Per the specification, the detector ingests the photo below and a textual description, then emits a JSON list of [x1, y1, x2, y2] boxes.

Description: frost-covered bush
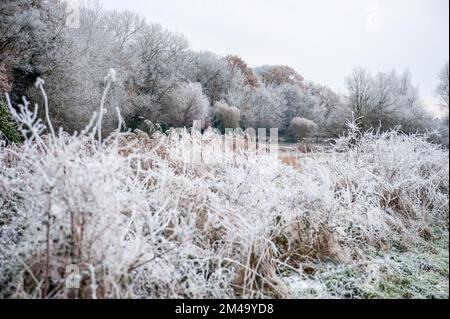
[[213, 101, 240, 132], [288, 117, 317, 141], [186, 51, 235, 105], [0, 80, 448, 299], [275, 84, 321, 130], [160, 82, 209, 128]]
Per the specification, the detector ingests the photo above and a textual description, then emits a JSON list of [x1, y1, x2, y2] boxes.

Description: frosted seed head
[[105, 68, 117, 83]]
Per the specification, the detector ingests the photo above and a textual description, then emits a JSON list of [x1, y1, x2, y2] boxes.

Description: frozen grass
[[0, 80, 448, 299], [284, 230, 448, 299]]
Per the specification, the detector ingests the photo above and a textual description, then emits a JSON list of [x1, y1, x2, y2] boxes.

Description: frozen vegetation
[[0, 1, 449, 299], [0, 78, 448, 299]]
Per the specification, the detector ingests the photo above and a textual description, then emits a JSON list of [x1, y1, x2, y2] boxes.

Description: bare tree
[[436, 62, 449, 109], [105, 10, 147, 49], [345, 67, 427, 133], [345, 67, 373, 129]]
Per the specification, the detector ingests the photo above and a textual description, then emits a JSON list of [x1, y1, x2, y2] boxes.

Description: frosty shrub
[[161, 82, 209, 128], [0, 78, 448, 299], [213, 101, 241, 132], [436, 62, 449, 109], [288, 117, 317, 142]]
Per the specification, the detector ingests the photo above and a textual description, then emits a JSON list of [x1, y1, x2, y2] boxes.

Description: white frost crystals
[[0, 75, 448, 299], [105, 68, 117, 83]]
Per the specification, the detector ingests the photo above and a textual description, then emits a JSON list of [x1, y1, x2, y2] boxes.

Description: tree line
[[0, 0, 448, 144]]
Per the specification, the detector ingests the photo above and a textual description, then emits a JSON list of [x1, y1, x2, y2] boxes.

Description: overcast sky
[[95, 0, 449, 114]]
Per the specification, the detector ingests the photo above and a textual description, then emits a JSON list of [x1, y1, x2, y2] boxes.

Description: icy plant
[[288, 117, 317, 142], [213, 101, 241, 132], [98, 69, 117, 142], [160, 82, 209, 128], [0, 76, 448, 299]]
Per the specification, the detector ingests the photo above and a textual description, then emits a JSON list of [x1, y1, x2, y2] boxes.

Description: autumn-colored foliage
[[225, 55, 259, 88], [257, 65, 306, 89]]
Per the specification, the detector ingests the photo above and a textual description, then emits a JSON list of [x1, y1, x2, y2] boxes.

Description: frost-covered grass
[[284, 230, 449, 299], [0, 82, 448, 299]]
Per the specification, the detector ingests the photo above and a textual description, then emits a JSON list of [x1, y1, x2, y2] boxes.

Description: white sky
[[95, 0, 449, 114]]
